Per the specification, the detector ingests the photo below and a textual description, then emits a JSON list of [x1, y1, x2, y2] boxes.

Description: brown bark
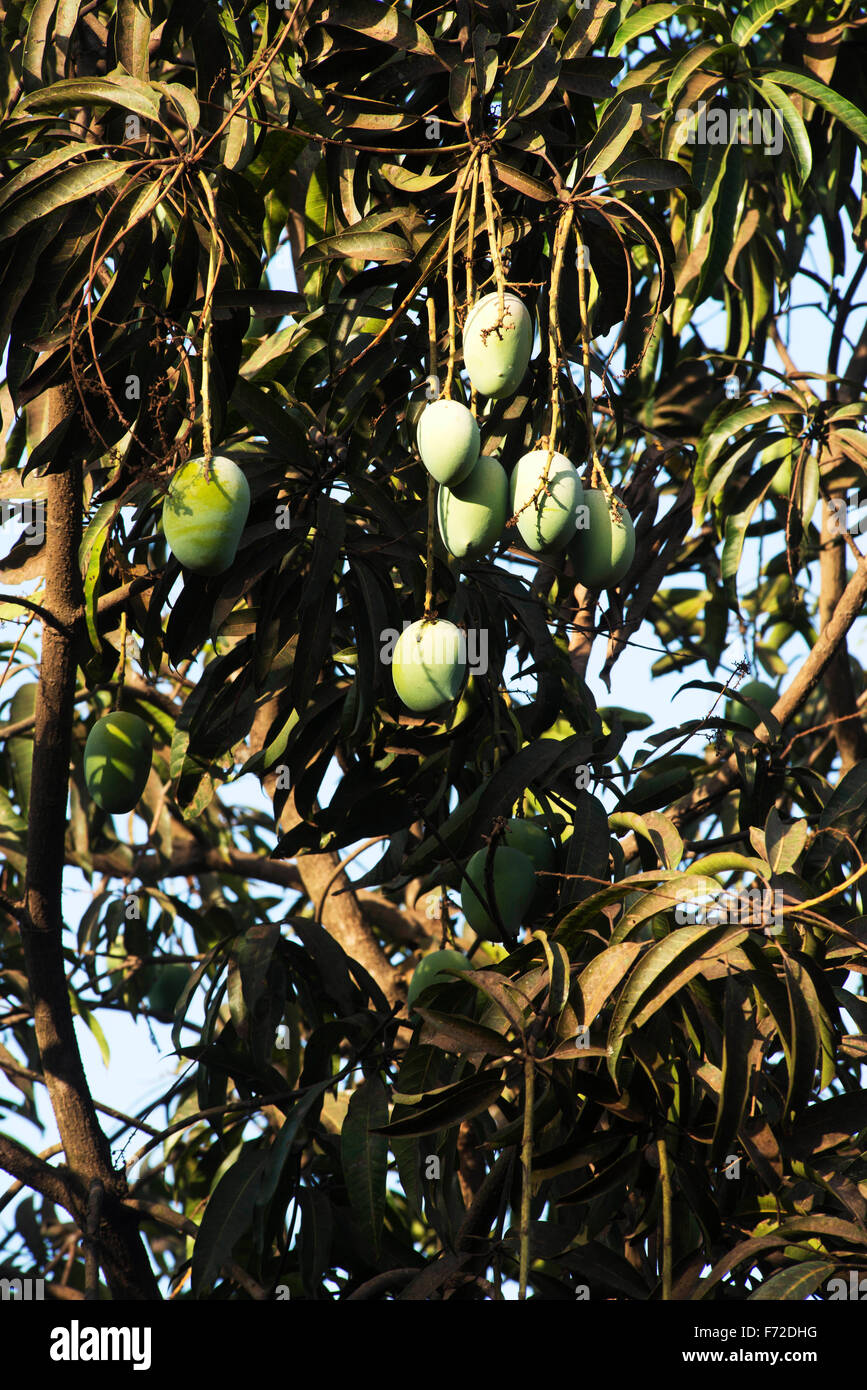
[[20, 388, 160, 1299], [818, 500, 867, 770]]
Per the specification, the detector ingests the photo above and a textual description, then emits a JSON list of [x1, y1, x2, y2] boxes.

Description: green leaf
[[0, 162, 130, 242], [509, 0, 563, 68], [416, 1008, 515, 1060], [748, 1262, 833, 1300], [17, 72, 162, 119], [761, 66, 867, 147], [23, 0, 58, 90], [377, 162, 449, 193], [608, 157, 697, 200], [732, 0, 801, 48], [752, 77, 812, 187], [608, 810, 683, 869], [610, 4, 676, 57], [764, 809, 807, 875], [116, 0, 152, 81], [581, 98, 645, 182], [341, 1075, 389, 1259], [607, 924, 750, 1075], [666, 40, 720, 107], [711, 978, 753, 1164], [375, 1068, 507, 1139], [319, 0, 436, 56], [818, 760, 867, 830], [191, 1147, 266, 1298], [560, 0, 617, 60], [573, 942, 643, 1026], [491, 159, 554, 202]]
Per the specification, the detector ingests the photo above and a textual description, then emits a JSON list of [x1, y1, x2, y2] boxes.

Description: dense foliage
[[1, 0, 867, 1301]]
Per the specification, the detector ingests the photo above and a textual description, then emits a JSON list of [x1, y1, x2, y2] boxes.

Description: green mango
[[764, 437, 795, 498], [437, 454, 507, 559], [416, 398, 480, 485], [162, 454, 251, 575], [461, 845, 536, 939], [392, 618, 466, 712], [502, 817, 556, 872], [407, 949, 472, 1009], [145, 963, 191, 1015], [572, 488, 636, 588], [462, 291, 533, 398], [84, 712, 153, 814], [8, 683, 37, 814], [509, 450, 583, 552], [725, 680, 778, 729]]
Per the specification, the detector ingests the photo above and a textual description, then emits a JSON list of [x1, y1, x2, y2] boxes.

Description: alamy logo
[[380, 623, 489, 675], [826, 1271, 867, 1299], [674, 887, 784, 935], [828, 491, 867, 536], [674, 101, 783, 156], [49, 1319, 152, 1371], [0, 498, 45, 545], [0, 1277, 44, 1299]]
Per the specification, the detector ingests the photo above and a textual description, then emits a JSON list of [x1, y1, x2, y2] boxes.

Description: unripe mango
[[392, 618, 466, 713], [572, 488, 635, 588], [509, 450, 583, 552], [145, 963, 191, 1015], [162, 455, 251, 575], [407, 949, 472, 1009], [416, 399, 480, 486], [461, 845, 536, 940], [502, 817, 555, 872], [84, 712, 153, 814], [8, 683, 37, 815], [462, 291, 533, 398], [725, 680, 777, 729], [764, 437, 795, 499], [437, 454, 507, 559]]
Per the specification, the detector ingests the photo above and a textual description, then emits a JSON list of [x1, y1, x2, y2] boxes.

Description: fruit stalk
[[113, 609, 127, 713], [544, 204, 574, 478], [480, 150, 506, 326], [464, 158, 480, 307], [197, 172, 222, 475], [657, 1134, 673, 1300], [574, 222, 609, 498], [518, 1050, 535, 1300], [444, 148, 482, 400], [425, 297, 438, 619]]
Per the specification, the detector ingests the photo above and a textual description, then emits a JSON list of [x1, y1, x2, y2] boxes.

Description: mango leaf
[[416, 1008, 515, 1060], [732, 0, 803, 48], [761, 66, 867, 146], [777, 950, 821, 1119], [748, 1262, 833, 1300], [711, 978, 754, 1164], [0, 162, 131, 242], [607, 924, 750, 1075], [319, 0, 437, 57], [581, 99, 645, 182], [17, 72, 162, 118], [573, 942, 643, 1027], [752, 77, 812, 187], [818, 760, 867, 830], [375, 1068, 507, 1139], [191, 1148, 267, 1298], [508, 0, 561, 67], [764, 809, 807, 875], [341, 1075, 389, 1259]]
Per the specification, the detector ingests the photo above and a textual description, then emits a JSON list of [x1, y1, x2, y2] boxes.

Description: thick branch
[[20, 387, 160, 1300]]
